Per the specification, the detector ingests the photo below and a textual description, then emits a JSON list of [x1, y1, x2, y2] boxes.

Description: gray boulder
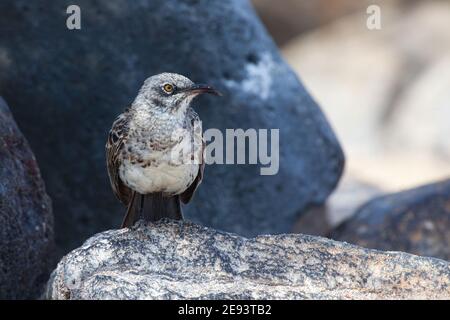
[[330, 180, 450, 261], [0, 1, 344, 254], [47, 220, 450, 300], [0, 97, 54, 299]]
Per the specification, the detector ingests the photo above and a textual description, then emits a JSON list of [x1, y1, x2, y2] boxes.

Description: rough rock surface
[[0, 97, 54, 299], [47, 220, 450, 300], [0, 0, 344, 253], [331, 180, 450, 261]]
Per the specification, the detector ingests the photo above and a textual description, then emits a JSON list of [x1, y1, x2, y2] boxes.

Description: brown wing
[[180, 111, 204, 204], [180, 139, 205, 204], [106, 111, 132, 205]]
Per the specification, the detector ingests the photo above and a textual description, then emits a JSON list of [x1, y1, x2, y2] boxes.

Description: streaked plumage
[[105, 73, 219, 227]]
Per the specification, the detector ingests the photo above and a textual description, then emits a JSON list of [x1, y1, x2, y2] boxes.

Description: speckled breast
[[119, 127, 202, 195]]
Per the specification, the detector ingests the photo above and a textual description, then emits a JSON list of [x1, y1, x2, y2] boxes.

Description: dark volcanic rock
[[0, 1, 344, 254], [330, 180, 450, 261], [0, 97, 54, 299], [46, 220, 450, 300]]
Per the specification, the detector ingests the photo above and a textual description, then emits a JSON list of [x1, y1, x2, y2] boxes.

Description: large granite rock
[[331, 180, 450, 261], [47, 220, 450, 300], [0, 1, 344, 253], [0, 97, 54, 299]]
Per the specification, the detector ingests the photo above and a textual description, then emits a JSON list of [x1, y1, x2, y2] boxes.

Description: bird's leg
[[139, 193, 145, 219]]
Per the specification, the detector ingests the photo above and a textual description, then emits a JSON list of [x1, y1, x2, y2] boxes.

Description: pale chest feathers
[[119, 113, 203, 195]]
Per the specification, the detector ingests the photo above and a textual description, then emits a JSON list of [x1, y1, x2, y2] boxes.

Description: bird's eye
[[163, 83, 174, 94]]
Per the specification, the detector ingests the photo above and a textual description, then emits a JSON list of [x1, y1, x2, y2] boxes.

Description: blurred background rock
[[251, 0, 450, 234]]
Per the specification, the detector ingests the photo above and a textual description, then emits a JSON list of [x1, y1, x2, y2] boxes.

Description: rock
[[0, 97, 54, 299], [293, 174, 384, 236], [282, 0, 450, 191], [47, 220, 450, 300], [330, 180, 450, 261], [0, 0, 344, 254]]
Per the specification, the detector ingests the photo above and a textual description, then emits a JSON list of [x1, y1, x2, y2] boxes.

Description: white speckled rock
[[46, 220, 450, 300]]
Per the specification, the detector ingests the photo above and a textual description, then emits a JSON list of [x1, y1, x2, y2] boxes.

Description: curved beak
[[179, 84, 222, 96]]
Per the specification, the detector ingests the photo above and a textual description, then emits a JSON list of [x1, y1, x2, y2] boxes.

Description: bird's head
[[134, 73, 221, 114]]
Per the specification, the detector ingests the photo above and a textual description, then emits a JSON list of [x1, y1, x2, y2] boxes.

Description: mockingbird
[[106, 73, 220, 228]]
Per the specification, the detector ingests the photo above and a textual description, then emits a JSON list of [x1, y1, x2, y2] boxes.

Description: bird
[[105, 73, 221, 228]]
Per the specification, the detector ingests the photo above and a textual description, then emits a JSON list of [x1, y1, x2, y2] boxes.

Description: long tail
[[121, 192, 183, 228]]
